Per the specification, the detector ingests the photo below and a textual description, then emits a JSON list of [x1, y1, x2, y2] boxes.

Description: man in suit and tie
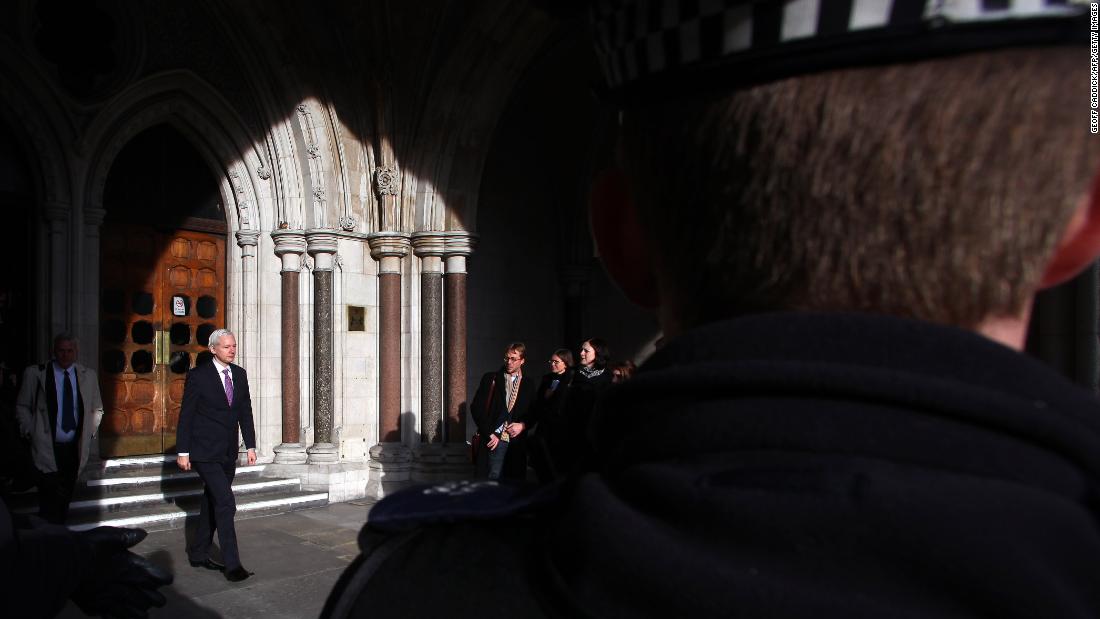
[[471, 342, 538, 481], [176, 328, 256, 582], [15, 333, 104, 524]]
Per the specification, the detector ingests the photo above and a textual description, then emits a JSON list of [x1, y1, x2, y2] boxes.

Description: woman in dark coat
[[528, 349, 575, 482], [541, 338, 614, 481]]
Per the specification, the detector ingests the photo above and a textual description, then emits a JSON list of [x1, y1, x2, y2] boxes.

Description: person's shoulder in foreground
[[324, 1, 1100, 616], [321, 480, 565, 619]]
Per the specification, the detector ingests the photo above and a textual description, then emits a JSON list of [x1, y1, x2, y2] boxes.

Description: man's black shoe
[[189, 558, 225, 571], [225, 566, 253, 582]]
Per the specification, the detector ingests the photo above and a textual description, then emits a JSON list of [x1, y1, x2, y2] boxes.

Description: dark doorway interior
[[99, 123, 226, 457], [0, 120, 37, 377]]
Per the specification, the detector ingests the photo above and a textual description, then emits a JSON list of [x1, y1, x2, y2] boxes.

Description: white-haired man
[[176, 328, 256, 582], [15, 333, 104, 524]]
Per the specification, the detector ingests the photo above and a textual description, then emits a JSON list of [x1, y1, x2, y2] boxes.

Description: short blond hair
[[625, 46, 1098, 329]]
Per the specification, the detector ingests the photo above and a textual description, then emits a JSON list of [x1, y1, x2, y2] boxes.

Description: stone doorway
[[98, 225, 225, 457], [97, 123, 227, 457]]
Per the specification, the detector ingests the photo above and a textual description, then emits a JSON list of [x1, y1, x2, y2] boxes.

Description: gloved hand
[[71, 526, 173, 619]]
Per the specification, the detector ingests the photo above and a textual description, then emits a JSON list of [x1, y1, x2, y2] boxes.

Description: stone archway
[[96, 123, 229, 457]]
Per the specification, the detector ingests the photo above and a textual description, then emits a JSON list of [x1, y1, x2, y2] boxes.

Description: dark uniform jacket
[[324, 313, 1100, 618]]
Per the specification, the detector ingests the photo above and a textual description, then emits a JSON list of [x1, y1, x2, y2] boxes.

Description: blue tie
[[61, 368, 75, 433]]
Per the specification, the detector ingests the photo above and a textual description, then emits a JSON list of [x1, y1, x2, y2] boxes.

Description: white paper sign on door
[[172, 296, 186, 316]]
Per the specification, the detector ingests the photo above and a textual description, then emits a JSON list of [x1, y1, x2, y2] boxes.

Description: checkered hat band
[[592, 0, 1086, 89]]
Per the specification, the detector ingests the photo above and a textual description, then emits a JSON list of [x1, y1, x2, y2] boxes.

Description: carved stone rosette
[[374, 166, 400, 196]]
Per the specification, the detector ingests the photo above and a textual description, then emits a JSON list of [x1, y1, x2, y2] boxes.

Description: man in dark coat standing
[[15, 334, 104, 524], [176, 328, 256, 582], [470, 342, 538, 480], [322, 3, 1100, 618]]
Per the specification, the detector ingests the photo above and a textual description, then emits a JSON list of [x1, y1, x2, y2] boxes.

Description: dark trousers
[[486, 440, 509, 480], [38, 441, 78, 524], [189, 460, 242, 570]]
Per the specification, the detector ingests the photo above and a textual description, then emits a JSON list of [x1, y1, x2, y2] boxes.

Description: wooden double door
[[98, 224, 226, 457]]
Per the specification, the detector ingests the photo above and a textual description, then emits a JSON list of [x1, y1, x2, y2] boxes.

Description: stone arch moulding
[[0, 39, 75, 206], [81, 70, 281, 234]]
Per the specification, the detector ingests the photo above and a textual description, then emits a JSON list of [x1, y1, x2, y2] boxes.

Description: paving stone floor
[[58, 500, 375, 619]]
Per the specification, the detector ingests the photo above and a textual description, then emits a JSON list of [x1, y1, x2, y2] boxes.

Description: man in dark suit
[[15, 334, 104, 524], [470, 342, 537, 480], [176, 328, 256, 582]]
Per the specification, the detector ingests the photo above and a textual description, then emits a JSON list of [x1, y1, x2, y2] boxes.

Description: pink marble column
[[368, 232, 410, 442], [271, 230, 307, 464], [443, 232, 476, 444]]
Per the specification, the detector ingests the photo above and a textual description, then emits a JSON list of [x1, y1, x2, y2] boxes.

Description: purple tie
[[222, 368, 234, 406]]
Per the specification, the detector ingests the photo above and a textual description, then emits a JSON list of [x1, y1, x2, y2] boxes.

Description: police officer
[[324, 3, 1100, 617]]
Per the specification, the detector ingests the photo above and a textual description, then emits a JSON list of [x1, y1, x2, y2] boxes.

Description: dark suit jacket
[[176, 361, 256, 463], [470, 368, 538, 480], [470, 369, 538, 438]]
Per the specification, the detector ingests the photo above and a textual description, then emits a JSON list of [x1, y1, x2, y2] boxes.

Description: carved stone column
[[235, 230, 261, 462], [272, 230, 308, 464], [366, 232, 412, 494], [306, 229, 339, 464], [411, 232, 446, 444], [44, 203, 69, 340], [83, 207, 106, 465], [235, 230, 261, 362], [410, 231, 476, 481], [444, 232, 476, 446], [82, 208, 106, 373]]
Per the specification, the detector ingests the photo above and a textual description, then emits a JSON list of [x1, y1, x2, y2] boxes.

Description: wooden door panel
[[160, 229, 225, 453], [99, 224, 225, 457]]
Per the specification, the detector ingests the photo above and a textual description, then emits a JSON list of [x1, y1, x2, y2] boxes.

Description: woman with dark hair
[[528, 349, 576, 482], [536, 338, 614, 481], [576, 338, 612, 386]]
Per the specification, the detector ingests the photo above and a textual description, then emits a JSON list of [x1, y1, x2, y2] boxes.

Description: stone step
[[85, 464, 266, 491], [3, 456, 330, 532], [66, 488, 331, 532]]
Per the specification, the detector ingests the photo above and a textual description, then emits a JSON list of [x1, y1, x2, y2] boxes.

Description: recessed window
[[169, 323, 191, 346], [130, 350, 153, 374], [101, 350, 125, 374], [101, 289, 124, 314], [169, 351, 190, 374], [131, 321, 154, 345], [132, 291, 154, 316], [197, 295, 217, 318], [196, 324, 215, 347], [100, 319, 126, 344]]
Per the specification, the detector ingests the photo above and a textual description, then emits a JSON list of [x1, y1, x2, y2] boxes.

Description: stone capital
[[84, 207, 107, 227], [235, 229, 262, 247], [43, 201, 69, 223], [271, 229, 308, 255], [367, 231, 411, 261], [305, 229, 340, 256], [410, 231, 447, 258], [442, 231, 478, 257], [272, 229, 308, 272]]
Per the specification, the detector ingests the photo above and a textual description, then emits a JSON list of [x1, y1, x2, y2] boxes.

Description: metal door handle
[[154, 330, 170, 364]]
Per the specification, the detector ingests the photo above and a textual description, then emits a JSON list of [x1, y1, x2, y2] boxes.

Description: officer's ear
[[1040, 171, 1100, 288], [589, 167, 660, 309]]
